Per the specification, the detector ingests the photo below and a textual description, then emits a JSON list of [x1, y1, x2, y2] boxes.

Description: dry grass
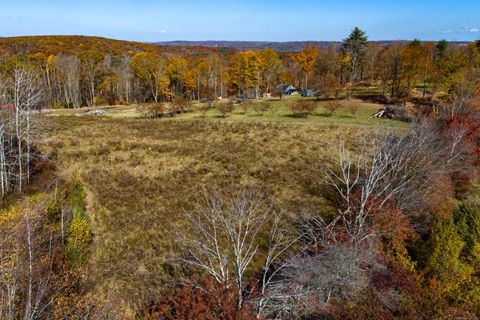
[[38, 113, 396, 311]]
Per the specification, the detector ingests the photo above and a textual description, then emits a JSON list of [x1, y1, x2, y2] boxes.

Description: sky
[[0, 0, 479, 42]]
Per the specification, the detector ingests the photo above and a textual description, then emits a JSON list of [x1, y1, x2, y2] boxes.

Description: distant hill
[[155, 41, 340, 52], [155, 40, 473, 52], [0, 35, 223, 57], [0, 36, 472, 57]]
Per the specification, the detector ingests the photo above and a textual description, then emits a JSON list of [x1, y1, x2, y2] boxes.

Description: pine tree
[[343, 27, 368, 82]]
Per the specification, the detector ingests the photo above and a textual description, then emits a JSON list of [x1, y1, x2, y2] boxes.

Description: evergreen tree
[[343, 27, 368, 82]]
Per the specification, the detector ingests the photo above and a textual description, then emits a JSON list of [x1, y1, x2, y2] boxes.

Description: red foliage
[[370, 263, 419, 297], [0, 103, 15, 111], [444, 112, 480, 163], [369, 203, 416, 260], [333, 188, 415, 247], [442, 112, 480, 195], [444, 112, 480, 138], [143, 278, 258, 320]]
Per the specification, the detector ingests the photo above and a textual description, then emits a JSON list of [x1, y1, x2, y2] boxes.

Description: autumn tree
[[363, 43, 381, 84], [321, 73, 342, 99], [78, 50, 105, 106], [50, 54, 81, 108], [229, 52, 261, 98], [259, 48, 281, 96], [110, 55, 132, 104], [131, 52, 170, 103], [295, 45, 318, 91], [399, 39, 428, 105], [343, 27, 368, 83], [433, 43, 469, 99], [376, 42, 404, 98]]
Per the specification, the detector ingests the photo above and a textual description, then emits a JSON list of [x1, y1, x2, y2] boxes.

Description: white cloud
[[160, 30, 166, 34], [470, 28, 479, 33], [442, 30, 453, 34]]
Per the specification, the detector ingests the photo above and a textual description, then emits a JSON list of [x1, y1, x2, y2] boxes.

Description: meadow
[[38, 97, 404, 309]]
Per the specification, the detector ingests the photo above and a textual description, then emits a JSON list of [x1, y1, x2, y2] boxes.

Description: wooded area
[[0, 31, 478, 109]]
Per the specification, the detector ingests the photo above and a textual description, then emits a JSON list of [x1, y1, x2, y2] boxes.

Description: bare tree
[[12, 67, 43, 192], [0, 200, 56, 320], [116, 55, 132, 104], [176, 188, 294, 310], [79, 50, 104, 106], [323, 119, 469, 239], [261, 242, 375, 319], [0, 67, 42, 197], [51, 54, 81, 108]]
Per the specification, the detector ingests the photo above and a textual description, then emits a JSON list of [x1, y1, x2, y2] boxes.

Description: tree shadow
[[356, 93, 389, 104], [283, 113, 309, 119]]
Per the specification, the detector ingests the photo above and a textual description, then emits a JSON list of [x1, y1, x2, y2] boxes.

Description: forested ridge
[[0, 35, 222, 56]]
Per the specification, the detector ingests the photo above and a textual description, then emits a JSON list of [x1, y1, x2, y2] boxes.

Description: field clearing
[[38, 102, 406, 309], [45, 96, 407, 128]]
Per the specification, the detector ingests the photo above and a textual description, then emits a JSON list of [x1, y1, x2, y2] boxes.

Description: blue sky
[[1, 0, 479, 42]]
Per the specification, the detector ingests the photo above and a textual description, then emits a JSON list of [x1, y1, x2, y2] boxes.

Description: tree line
[[0, 28, 478, 109]]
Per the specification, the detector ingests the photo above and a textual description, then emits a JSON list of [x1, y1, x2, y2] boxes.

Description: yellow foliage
[[0, 206, 19, 227], [295, 45, 318, 76], [68, 209, 91, 246]]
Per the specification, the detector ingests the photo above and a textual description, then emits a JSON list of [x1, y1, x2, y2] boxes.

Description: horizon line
[[0, 34, 477, 44]]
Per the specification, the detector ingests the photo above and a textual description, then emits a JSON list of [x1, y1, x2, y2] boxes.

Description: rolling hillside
[[0, 35, 225, 57]]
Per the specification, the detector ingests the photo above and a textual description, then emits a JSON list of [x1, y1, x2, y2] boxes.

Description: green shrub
[[65, 174, 91, 266]]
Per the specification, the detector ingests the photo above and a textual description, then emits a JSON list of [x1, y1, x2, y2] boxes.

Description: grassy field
[[38, 96, 406, 311], [47, 96, 406, 127]]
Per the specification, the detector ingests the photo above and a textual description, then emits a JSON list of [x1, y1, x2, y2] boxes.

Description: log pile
[[371, 105, 408, 120]]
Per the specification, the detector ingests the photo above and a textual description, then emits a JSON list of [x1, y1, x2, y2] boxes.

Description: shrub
[[66, 175, 91, 266], [144, 278, 257, 320], [288, 101, 317, 117], [68, 208, 92, 246], [454, 192, 480, 254], [171, 97, 193, 114], [216, 102, 234, 118], [198, 100, 215, 118], [347, 104, 360, 117], [321, 73, 342, 99], [138, 103, 165, 119], [324, 100, 343, 117], [253, 101, 272, 116], [66, 208, 91, 266], [424, 221, 477, 305], [240, 100, 253, 114]]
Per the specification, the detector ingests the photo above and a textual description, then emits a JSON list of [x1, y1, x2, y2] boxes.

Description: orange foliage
[[143, 278, 258, 320], [0, 35, 221, 57], [370, 204, 415, 262], [426, 175, 455, 220]]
